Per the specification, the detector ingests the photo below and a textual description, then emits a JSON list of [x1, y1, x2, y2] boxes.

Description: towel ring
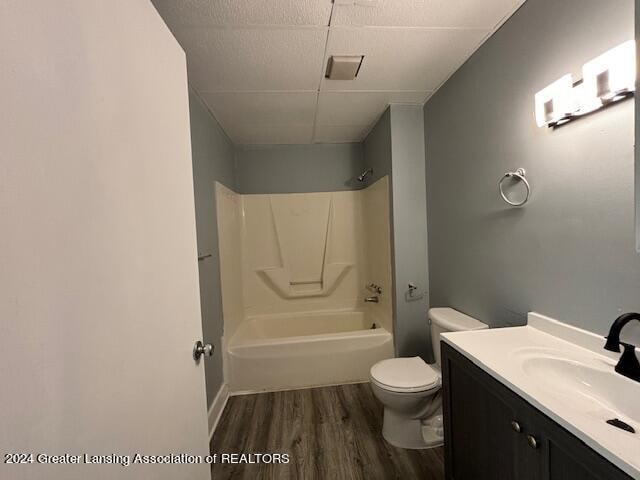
[[499, 168, 530, 207]]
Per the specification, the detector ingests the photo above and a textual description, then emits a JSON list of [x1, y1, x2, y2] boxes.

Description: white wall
[[0, 1, 210, 478]]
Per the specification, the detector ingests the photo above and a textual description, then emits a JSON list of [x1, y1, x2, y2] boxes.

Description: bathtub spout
[[364, 296, 379, 303]]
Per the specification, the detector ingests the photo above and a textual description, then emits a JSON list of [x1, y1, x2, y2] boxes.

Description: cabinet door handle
[[510, 420, 521, 433], [526, 434, 538, 449]]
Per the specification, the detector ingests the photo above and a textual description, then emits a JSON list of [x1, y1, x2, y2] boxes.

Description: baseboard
[[208, 383, 229, 441]]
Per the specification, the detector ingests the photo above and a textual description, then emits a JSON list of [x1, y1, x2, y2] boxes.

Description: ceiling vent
[[325, 55, 364, 80]]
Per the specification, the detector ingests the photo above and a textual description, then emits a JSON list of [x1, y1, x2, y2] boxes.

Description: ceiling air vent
[[325, 55, 364, 80]]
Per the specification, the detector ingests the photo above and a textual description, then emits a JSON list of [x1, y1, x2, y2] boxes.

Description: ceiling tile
[[321, 27, 488, 91], [314, 124, 371, 143], [316, 91, 428, 126], [201, 92, 317, 128], [176, 27, 327, 91], [331, 0, 524, 29], [229, 123, 314, 145], [151, 0, 333, 27], [150, 0, 525, 144], [201, 92, 317, 144]]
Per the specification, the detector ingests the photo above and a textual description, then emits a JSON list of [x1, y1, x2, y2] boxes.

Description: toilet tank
[[429, 308, 488, 367]]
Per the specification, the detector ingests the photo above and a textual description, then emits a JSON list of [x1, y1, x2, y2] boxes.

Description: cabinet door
[[512, 412, 546, 480], [548, 443, 604, 480], [443, 346, 519, 480], [527, 404, 633, 480], [442, 342, 633, 480]]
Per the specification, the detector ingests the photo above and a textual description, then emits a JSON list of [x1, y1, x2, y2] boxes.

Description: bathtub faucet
[[364, 296, 379, 303]]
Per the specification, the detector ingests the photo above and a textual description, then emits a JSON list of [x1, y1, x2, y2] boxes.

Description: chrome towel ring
[[499, 168, 530, 207]]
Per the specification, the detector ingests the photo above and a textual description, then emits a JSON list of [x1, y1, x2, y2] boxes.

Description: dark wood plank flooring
[[211, 383, 444, 480]]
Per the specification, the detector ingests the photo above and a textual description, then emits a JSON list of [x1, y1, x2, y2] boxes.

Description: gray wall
[[389, 105, 430, 359], [189, 90, 236, 407], [636, 0, 640, 254], [363, 108, 392, 184], [235, 143, 364, 194], [363, 106, 431, 360], [424, 0, 640, 344]]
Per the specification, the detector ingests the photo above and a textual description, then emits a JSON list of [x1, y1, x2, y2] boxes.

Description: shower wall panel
[[216, 177, 393, 341], [242, 190, 366, 317]]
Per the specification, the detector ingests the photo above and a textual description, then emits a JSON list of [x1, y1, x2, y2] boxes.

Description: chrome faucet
[[604, 312, 640, 382], [364, 296, 379, 303]]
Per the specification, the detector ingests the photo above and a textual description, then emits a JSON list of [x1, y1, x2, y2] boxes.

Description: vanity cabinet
[[441, 342, 633, 480]]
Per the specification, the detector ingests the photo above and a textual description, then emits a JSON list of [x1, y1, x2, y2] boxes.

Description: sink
[[511, 347, 640, 428]]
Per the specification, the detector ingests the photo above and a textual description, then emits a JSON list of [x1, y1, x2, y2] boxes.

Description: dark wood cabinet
[[441, 342, 633, 480]]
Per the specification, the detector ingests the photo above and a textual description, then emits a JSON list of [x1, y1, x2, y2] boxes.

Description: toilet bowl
[[369, 307, 487, 449], [369, 357, 442, 449]]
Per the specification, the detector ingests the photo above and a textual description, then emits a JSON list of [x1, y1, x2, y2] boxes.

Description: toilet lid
[[370, 357, 440, 393]]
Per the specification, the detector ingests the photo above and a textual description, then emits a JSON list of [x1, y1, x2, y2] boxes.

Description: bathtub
[[225, 310, 394, 392]]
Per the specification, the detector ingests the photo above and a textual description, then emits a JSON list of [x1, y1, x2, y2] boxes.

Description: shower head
[[357, 168, 373, 182]]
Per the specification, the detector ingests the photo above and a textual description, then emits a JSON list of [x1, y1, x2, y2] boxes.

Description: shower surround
[[216, 177, 394, 392]]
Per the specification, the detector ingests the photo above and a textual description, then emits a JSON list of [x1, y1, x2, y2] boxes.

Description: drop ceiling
[[151, 0, 525, 145]]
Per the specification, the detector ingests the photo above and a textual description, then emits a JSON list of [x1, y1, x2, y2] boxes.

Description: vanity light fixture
[[534, 74, 576, 127], [535, 40, 636, 127], [582, 40, 636, 106]]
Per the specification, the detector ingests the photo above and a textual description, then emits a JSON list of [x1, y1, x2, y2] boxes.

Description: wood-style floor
[[211, 382, 445, 480]]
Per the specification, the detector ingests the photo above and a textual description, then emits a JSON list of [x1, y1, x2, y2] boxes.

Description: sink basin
[[511, 347, 640, 428]]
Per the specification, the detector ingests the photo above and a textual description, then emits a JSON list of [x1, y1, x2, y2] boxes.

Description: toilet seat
[[370, 357, 440, 393]]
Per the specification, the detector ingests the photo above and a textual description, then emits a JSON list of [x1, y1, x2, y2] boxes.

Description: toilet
[[369, 307, 488, 449]]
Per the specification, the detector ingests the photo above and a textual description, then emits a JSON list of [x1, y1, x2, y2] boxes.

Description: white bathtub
[[225, 310, 394, 392]]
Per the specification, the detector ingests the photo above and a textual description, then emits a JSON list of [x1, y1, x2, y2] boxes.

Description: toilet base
[[421, 414, 445, 448], [381, 409, 443, 450]]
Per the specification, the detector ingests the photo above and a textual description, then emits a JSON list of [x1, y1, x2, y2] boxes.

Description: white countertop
[[442, 313, 640, 479]]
